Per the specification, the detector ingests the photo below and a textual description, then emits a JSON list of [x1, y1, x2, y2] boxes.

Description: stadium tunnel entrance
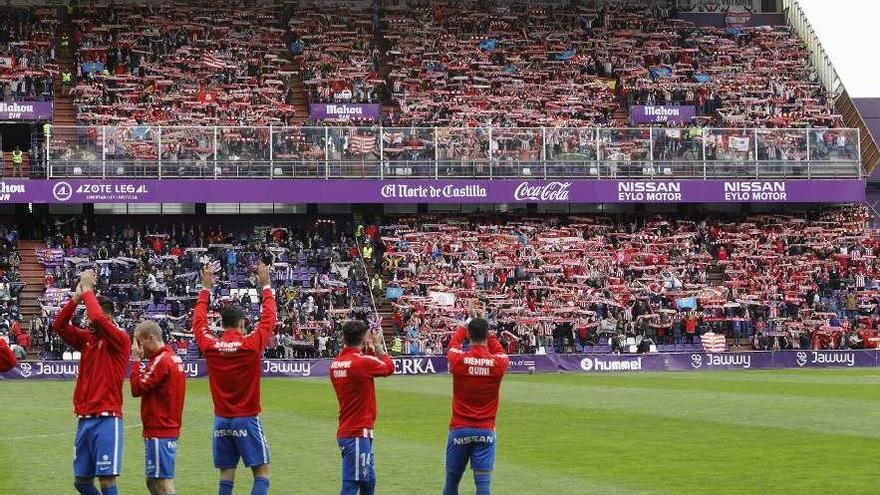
[[0, 123, 39, 152]]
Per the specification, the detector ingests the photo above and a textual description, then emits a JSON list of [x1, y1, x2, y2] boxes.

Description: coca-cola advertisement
[[513, 181, 572, 202]]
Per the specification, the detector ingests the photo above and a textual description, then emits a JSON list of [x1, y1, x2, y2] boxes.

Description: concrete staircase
[[374, 17, 395, 122], [706, 263, 726, 284], [290, 74, 309, 124], [378, 297, 397, 343], [17, 240, 45, 328], [612, 106, 630, 126], [52, 17, 77, 128]]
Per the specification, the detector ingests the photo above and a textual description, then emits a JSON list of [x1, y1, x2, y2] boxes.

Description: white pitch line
[[5, 422, 142, 441]]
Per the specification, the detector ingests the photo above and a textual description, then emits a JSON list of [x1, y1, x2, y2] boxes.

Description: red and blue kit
[[194, 287, 277, 469], [331, 347, 394, 493], [53, 291, 131, 478]]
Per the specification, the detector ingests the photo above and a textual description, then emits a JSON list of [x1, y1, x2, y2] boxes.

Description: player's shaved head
[[342, 320, 368, 347], [135, 320, 162, 340], [134, 320, 162, 342], [467, 318, 489, 344], [221, 306, 246, 330]]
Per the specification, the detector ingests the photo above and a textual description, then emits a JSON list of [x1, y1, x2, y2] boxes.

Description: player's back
[[75, 331, 130, 416], [202, 330, 264, 417], [53, 291, 130, 416], [330, 348, 394, 438], [447, 328, 509, 430], [194, 285, 276, 418]]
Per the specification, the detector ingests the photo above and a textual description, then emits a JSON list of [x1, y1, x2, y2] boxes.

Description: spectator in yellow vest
[[390, 336, 403, 356], [11, 147, 23, 177], [61, 71, 72, 95]]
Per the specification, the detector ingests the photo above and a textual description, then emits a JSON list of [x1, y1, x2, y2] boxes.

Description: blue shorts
[[144, 438, 178, 479], [338, 437, 375, 483], [73, 417, 124, 478], [212, 416, 270, 469], [445, 428, 497, 475]]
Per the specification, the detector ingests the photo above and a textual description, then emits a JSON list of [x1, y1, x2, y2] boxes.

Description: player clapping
[[130, 321, 186, 495], [194, 261, 277, 495], [330, 321, 395, 495], [52, 269, 131, 495], [443, 313, 509, 495]]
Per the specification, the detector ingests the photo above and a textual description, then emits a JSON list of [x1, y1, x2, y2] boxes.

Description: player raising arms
[[330, 320, 395, 495], [130, 321, 186, 495], [194, 261, 277, 495], [443, 315, 509, 495], [52, 269, 130, 495]]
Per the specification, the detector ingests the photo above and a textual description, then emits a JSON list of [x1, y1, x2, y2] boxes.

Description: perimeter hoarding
[[630, 105, 697, 124], [2, 351, 876, 380], [0, 101, 53, 120], [309, 103, 381, 122], [0, 179, 864, 204]]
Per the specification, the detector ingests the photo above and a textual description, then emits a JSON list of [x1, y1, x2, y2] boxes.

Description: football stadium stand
[[16, 1, 863, 180], [9, 206, 880, 360], [32, 219, 371, 360], [0, 7, 58, 103]]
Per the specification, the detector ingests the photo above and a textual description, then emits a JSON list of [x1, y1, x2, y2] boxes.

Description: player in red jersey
[[443, 316, 509, 495], [194, 262, 276, 495], [330, 320, 395, 494], [52, 270, 130, 495], [0, 335, 17, 371], [130, 320, 186, 495]]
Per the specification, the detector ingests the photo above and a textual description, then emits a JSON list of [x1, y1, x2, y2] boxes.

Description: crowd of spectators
[[0, 226, 25, 359], [0, 7, 58, 102], [382, 5, 838, 129], [616, 18, 838, 129], [383, 5, 618, 128], [71, 1, 297, 129], [291, 7, 385, 115], [378, 206, 880, 355], [15, 206, 880, 360], [35, 218, 374, 361], [45, 2, 840, 132]]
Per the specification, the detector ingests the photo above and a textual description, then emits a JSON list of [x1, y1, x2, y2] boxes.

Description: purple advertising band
[[0, 179, 864, 204], [0, 101, 53, 121], [630, 105, 697, 124], [555, 353, 668, 372], [1, 351, 876, 380], [309, 103, 381, 121]]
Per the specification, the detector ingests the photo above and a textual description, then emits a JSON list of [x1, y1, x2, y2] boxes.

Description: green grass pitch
[[1, 370, 879, 494]]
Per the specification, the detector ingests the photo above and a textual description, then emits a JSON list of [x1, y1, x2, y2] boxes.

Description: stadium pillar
[[195, 203, 206, 215], [82, 204, 95, 239], [417, 203, 428, 214]]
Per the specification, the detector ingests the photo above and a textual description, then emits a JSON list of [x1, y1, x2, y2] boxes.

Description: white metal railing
[[44, 125, 863, 180]]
